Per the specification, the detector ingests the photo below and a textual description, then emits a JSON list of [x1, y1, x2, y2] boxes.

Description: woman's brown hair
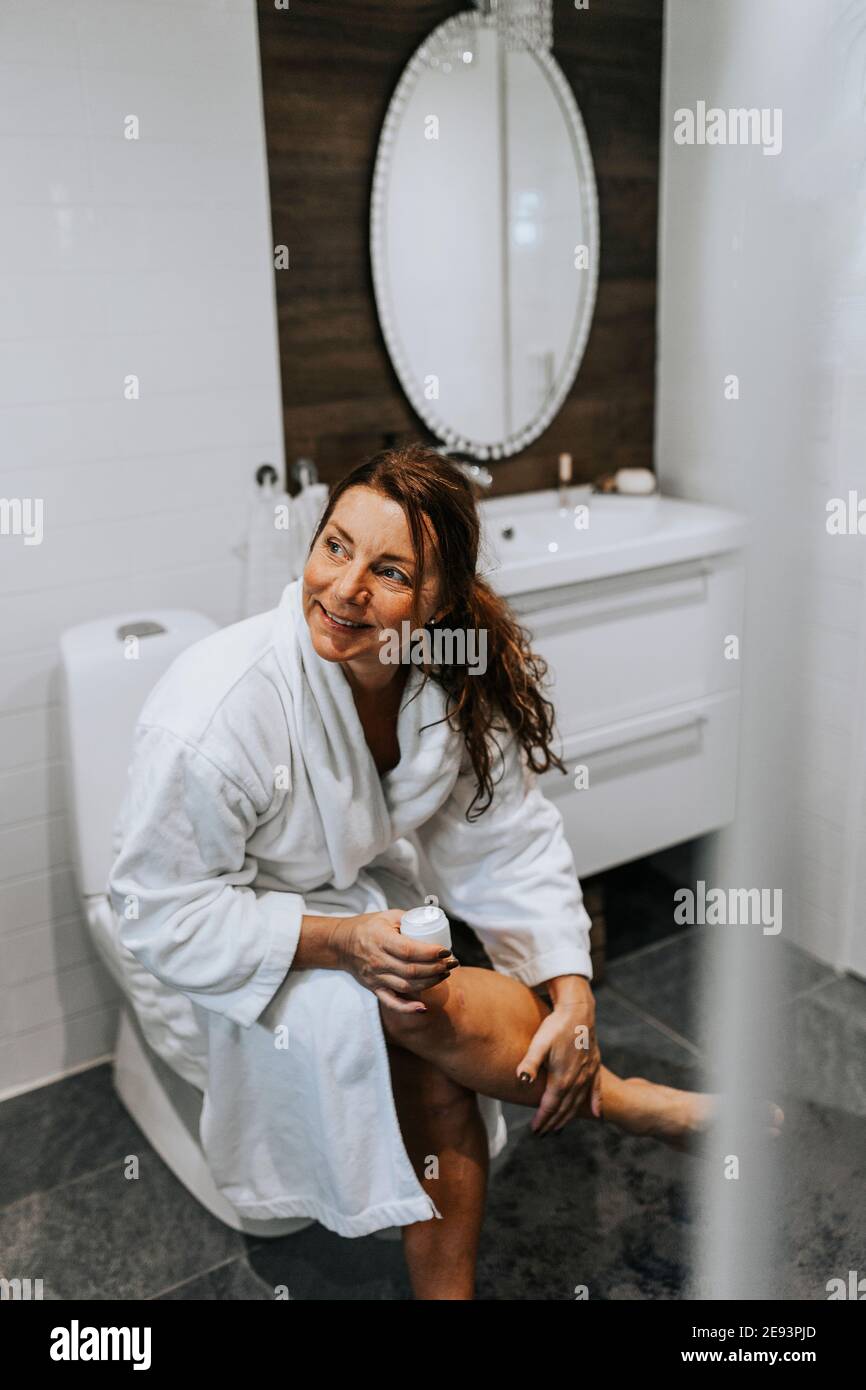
[[306, 443, 568, 820]]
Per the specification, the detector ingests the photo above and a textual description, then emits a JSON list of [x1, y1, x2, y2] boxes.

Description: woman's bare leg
[[380, 967, 784, 1147], [386, 1041, 488, 1300], [381, 966, 639, 1120], [380, 967, 783, 1300]]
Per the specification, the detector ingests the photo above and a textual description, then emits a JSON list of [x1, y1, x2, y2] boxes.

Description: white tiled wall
[[0, 0, 285, 1097]]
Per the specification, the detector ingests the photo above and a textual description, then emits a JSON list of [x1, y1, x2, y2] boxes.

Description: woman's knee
[[380, 965, 548, 1054], [379, 972, 471, 1051]]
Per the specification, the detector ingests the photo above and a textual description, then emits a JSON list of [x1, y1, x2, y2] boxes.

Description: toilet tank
[[59, 610, 218, 900]]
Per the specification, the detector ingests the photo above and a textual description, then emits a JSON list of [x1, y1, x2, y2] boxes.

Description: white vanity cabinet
[[482, 491, 748, 878]]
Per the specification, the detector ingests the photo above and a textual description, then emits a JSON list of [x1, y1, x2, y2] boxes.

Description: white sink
[[478, 487, 750, 596], [488, 493, 662, 551]]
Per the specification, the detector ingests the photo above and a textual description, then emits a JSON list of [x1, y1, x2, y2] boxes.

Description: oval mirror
[[370, 8, 599, 461]]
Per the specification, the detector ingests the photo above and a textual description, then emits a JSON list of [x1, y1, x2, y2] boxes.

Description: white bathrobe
[[107, 577, 594, 1238]]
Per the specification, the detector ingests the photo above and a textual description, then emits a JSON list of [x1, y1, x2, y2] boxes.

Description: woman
[[108, 444, 782, 1300]]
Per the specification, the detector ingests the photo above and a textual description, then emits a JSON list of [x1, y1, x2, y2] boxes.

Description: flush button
[[116, 620, 166, 640]]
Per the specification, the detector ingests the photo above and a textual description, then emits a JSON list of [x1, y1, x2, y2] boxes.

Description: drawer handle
[[518, 565, 711, 633], [563, 707, 708, 760]]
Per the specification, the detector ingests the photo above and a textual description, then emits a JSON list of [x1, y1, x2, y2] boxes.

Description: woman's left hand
[[515, 976, 602, 1136]]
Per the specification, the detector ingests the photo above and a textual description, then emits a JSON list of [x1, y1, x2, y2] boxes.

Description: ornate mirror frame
[[370, 9, 600, 460]]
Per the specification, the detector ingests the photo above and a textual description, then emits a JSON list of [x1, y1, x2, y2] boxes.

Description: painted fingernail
[[437, 950, 450, 959], [519, 1071, 532, 1084], [413, 1004, 427, 1012]]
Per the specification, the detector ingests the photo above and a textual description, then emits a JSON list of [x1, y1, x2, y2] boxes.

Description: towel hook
[[255, 462, 279, 488]]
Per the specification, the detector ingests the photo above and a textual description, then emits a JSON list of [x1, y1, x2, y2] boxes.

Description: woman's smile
[[316, 599, 374, 632]]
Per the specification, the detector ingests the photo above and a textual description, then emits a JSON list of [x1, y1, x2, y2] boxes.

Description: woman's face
[[302, 485, 443, 677]]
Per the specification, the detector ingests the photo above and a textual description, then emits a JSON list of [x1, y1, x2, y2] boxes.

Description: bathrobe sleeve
[[412, 723, 594, 988], [108, 722, 304, 1028]]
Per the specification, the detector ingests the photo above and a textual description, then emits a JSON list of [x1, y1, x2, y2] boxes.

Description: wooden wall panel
[[256, 0, 664, 497]]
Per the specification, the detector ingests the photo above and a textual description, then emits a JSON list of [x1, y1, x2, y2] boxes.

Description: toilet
[[59, 608, 314, 1239]]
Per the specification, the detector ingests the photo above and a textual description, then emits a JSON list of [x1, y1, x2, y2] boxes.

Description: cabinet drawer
[[538, 690, 740, 878], [510, 555, 744, 736]]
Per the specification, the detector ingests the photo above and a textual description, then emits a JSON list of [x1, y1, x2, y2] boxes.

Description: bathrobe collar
[[272, 579, 464, 885]]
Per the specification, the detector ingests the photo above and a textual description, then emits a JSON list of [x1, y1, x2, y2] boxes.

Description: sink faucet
[[433, 446, 494, 491], [457, 461, 494, 491]]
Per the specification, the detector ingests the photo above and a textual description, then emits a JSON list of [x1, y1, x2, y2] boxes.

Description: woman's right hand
[[338, 910, 458, 1013]]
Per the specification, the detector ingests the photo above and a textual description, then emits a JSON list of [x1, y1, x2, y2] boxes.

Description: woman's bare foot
[[610, 1076, 785, 1154]]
